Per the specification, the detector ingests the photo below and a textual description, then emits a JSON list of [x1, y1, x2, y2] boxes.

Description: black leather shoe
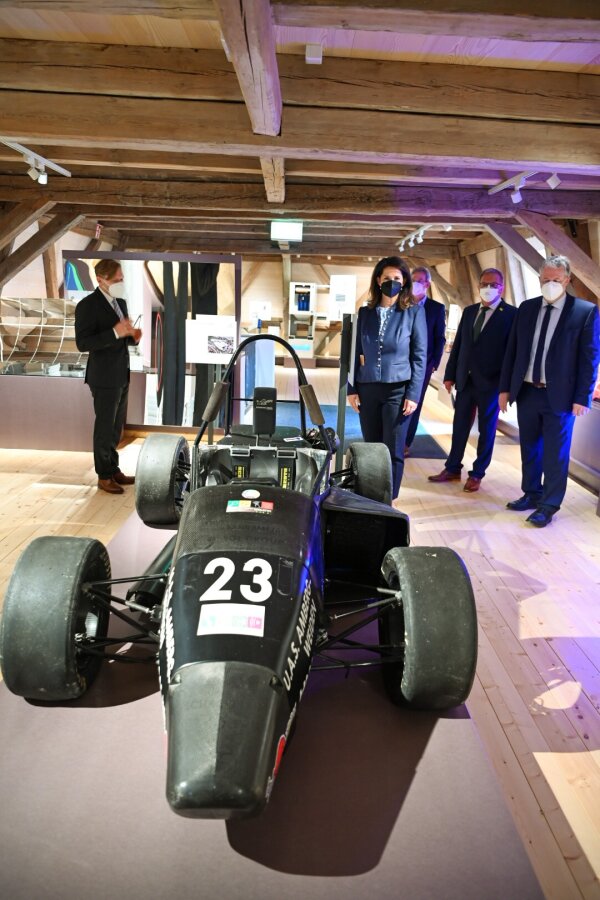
[[526, 507, 554, 528], [506, 494, 539, 511]]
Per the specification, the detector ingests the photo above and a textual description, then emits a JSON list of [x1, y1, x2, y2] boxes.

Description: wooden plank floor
[[1, 367, 599, 899]]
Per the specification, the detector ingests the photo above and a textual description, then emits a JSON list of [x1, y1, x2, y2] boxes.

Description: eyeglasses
[[479, 282, 502, 289]]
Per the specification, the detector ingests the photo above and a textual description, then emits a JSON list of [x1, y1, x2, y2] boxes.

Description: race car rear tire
[[379, 546, 477, 709], [345, 442, 392, 505], [135, 434, 190, 528], [0, 536, 111, 701]]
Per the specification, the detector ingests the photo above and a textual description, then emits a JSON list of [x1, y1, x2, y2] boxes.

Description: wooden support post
[[0, 199, 55, 252], [516, 210, 600, 304], [0, 211, 84, 289], [430, 265, 463, 307], [452, 256, 474, 306], [260, 157, 285, 203], [502, 247, 527, 307], [484, 220, 545, 274], [281, 253, 291, 339]]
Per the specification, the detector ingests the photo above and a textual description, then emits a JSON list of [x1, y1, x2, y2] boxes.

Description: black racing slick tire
[[345, 442, 392, 505], [0, 536, 111, 701], [135, 434, 190, 528], [379, 546, 477, 710]]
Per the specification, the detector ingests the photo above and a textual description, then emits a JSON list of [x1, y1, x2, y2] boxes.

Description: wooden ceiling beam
[[273, 1, 600, 43], [213, 0, 281, 137], [0, 198, 56, 252], [0, 177, 597, 219], [0, 211, 85, 289], [119, 234, 451, 257], [4, 0, 598, 41], [0, 1, 216, 16], [1, 92, 598, 173], [1, 38, 597, 126]]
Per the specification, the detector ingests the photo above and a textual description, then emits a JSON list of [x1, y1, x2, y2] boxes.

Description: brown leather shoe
[[428, 469, 461, 483], [113, 470, 135, 485], [98, 478, 124, 494], [464, 476, 481, 492]]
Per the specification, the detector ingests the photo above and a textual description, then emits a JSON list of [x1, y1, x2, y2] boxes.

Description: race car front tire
[[345, 442, 392, 505], [0, 536, 111, 701], [379, 546, 477, 709], [135, 434, 190, 528]]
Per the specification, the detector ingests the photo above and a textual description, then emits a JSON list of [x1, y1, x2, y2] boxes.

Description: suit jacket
[[499, 294, 600, 413], [424, 297, 446, 370], [349, 303, 427, 403], [444, 299, 517, 393], [75, 287, 131, 389]]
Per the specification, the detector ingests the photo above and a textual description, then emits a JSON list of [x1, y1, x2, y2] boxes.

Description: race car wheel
[[135, 434, 190, 528], [379, 546, 477, 709], [0, 536, 111, 701], [345, 442, 392, 505]]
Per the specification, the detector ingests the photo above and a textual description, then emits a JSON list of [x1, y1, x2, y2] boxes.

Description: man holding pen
[[75, 259, 142, 494]]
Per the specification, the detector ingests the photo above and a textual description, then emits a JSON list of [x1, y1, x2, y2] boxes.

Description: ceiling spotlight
[[408, 238, 415, 248], [368, 257, 373, 262], [27, 165, 39, 181], [37, 168, 48, 185], [442, 224, 453, 232], [511, 187, 522, 204], [416, 231, 424, 243], [546, 173, 561, 190]]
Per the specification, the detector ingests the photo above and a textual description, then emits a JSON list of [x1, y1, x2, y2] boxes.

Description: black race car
[[0, 335, 477, 819]]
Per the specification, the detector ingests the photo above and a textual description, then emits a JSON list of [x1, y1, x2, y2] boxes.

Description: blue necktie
[[532, 305, 553, 384]]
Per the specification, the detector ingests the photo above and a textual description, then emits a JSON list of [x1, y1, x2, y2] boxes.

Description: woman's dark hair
[[367, 256, 412, 310]]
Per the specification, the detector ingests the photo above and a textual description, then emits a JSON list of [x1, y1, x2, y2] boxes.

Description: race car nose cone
[[166, 660, 287, 818]]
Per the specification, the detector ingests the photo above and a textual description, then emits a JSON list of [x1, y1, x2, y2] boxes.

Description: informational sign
[[186, 314, 237, 364]]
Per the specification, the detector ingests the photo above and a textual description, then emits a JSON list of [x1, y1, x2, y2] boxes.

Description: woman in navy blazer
[[348, 256, 427, 497]]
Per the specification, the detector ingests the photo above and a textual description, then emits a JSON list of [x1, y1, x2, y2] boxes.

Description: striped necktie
[[111, 298, 124, 320], [532, 305, 553, 384]]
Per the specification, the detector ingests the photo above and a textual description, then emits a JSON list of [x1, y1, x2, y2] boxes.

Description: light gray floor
[[0, 514, 543, 900]]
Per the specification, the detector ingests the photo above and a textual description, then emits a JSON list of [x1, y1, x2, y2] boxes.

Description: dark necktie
[[472, 304, 490, 341], [532, 304, 553, 384]]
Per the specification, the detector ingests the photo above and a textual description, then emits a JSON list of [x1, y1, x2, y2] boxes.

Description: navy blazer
[[499, 294, 600, 414], [349, 303, 427, 403], [444, 299, 517, 393], [424, 297, 446, 370], [75, 287, 131, 389]]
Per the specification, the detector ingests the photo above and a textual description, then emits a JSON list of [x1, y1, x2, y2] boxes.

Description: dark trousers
[[357, 381, 411, 498], [445, 378, 500, 479], [405, 363, 435, 448], [516, 383, 575, 511], [90, 383, 129, 479]]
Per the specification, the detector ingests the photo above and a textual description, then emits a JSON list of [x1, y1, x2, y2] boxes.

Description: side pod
[[166, 660, 289, 818]]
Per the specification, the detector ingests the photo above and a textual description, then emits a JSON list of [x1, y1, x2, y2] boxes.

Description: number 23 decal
[[199, 557, 273, 604]]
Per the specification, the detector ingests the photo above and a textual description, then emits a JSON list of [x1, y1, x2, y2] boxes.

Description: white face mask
[[540, 281, 565, 303], [411, 283, 427, 300], [479, 286, 499, 304], [108, 282, 127, 300]]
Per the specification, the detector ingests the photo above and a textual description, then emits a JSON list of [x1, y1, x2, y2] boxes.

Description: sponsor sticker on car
[[227, 499, 274, 513], [197, 602, 266, 637]]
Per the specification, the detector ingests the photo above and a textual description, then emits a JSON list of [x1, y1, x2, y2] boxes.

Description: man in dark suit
[[428, 268, 517, 492], [405, 266, 446, 453], [75, 259, 141, 494], [499, 255, 600, 527]]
